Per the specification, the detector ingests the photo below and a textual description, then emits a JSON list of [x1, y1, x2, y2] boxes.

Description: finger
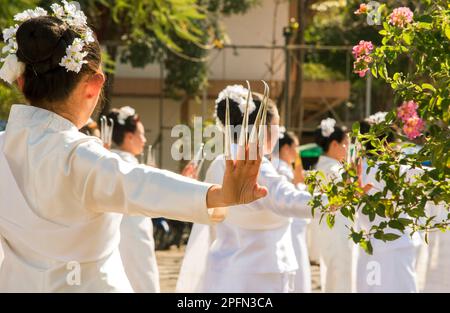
[[247, 141, 258, 164], [225, 159, 235, 173], [236, 144, 246, 161], [253, 185, 268, 201], [245, 144, 249, 163], [362, 183, 373, 194]]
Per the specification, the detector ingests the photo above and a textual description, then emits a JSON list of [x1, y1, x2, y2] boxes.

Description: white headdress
[[278, 126, 286, 139], [365, 111, 388, 125], [117, 106, 136, 125], [214, 84, 256, 128], [0, 1, 95, 84], [320, 118, 336, 137]]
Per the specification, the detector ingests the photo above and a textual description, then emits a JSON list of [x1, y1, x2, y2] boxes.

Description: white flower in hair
[[320, 118, 336, 137], [14, 7, 48, 22], [2, 40, 18, 55], [84, 28, 95, 43], [1, 1, 96, 82], [117, 106, 136, 125], [2, 25, 19, 42], [279, 126, 286, 139], [50, 3, 66, 18], [216, 84, 256, 115], [59, 38, 88, 72], [0, 54, 25, 84], [366, 111, 388, 125]]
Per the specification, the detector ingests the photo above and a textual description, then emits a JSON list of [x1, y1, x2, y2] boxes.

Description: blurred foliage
[[306, 0, 450, 254], [303, 62, 345, 81], [305, 0, 425, 113], [0, 0, 261, 116]]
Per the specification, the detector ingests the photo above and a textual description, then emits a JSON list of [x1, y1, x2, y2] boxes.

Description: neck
[[119, 145, 136, 156], [278, 153, 291, 165], [57, 110, 85, 129], [32, 97, 92, 129], [325, 151, 340, 162]]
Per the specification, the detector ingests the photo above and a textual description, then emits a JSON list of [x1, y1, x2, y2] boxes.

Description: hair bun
[[16, 16, 75, 74]]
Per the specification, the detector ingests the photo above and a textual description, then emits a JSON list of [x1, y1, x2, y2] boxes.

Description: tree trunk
[[290, 0, 308, 136], [179, 94, 191, 171]]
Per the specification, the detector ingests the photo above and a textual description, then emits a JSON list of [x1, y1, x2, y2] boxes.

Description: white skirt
[[291, 220, 312, 292], [356, 245, 419, 293]]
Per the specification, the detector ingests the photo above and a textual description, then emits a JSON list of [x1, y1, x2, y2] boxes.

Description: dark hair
[[279, 131, 298, 149], [107, 109, 140, 146], [216, 92, 278, 142], [315, 123, 347, 152], [359, 120, 395, 151], [15, 16, 101, 107]]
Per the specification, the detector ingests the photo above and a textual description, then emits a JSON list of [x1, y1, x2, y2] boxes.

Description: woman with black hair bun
[[0, 4, 266, 292], [105, 106, 160, 293], [311, 117, 356, 292], [178, 85, 325, 293], [271, 129, 312, 293]]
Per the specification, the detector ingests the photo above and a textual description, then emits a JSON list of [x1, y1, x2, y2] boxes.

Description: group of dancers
[[0, 3, 448, 293]]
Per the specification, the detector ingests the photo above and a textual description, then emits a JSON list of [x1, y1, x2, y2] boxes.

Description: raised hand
[[206, 80, 269, 209], [206, 145, 268, 208]]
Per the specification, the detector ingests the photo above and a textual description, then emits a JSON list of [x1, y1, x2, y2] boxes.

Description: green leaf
[[351, 231, 363, 244], [388, 220, 405, 231], [370, 67, 378, 78], [422, 83, 436, 92], [383, 233, 401, 241], [326, 214, 335, 229], [445, 26, 450, 41], [352, 122, 360, 135], [402, 33, 412, 45], [360, 240, 373, 255]]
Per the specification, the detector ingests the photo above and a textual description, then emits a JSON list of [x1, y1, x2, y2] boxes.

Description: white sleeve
[[70, 140, 213, 224], [259, 161, 324, 219]]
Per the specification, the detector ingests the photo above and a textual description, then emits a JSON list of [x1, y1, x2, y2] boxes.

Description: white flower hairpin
[[365, 111, 388, 125], [0, 1, 95, 84], [278, 126, 286, 139], [320, 118, 336, 137], [117, 106, 136, 125], [215, 84, 256, 129]]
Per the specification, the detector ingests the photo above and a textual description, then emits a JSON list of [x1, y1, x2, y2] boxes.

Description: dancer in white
[[356, 120, 422, 293], [312, 118, 356, 292], [423, 204, 450, 292], [0, 6, 266, 292], [107, 106, 160, 293], [271, 130, 312, 292], [178, 85, 351, 293]]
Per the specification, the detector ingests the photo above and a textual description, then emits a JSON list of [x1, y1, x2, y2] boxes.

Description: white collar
[[7, 104, 78, 132], [111, 149, 139, 164]]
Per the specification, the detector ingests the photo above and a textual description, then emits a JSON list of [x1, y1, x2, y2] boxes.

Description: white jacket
[[0, 104, 213, 292]]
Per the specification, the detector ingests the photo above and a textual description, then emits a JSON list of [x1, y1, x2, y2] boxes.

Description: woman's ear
[[330, 139, 340, 151], [85, 72, 105, 100]]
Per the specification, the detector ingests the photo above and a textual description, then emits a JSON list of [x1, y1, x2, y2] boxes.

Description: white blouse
[[0, 104, 214, 292], [204, 150, 317, 275]]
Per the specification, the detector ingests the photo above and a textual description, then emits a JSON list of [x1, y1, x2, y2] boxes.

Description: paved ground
[[156, 246, 321, 292]]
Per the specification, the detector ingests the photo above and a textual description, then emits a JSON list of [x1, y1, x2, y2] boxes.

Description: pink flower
[[354, 3, 368, 15], [353, 55, 373, 77], [352, 40, 374, 59], [402, 116, 425, 140], [389, 7, 414, 28], [397, 100, 418, 122]]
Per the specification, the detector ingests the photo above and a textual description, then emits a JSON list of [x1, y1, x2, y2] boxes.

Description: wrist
[[206, 185, 227, 208]]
